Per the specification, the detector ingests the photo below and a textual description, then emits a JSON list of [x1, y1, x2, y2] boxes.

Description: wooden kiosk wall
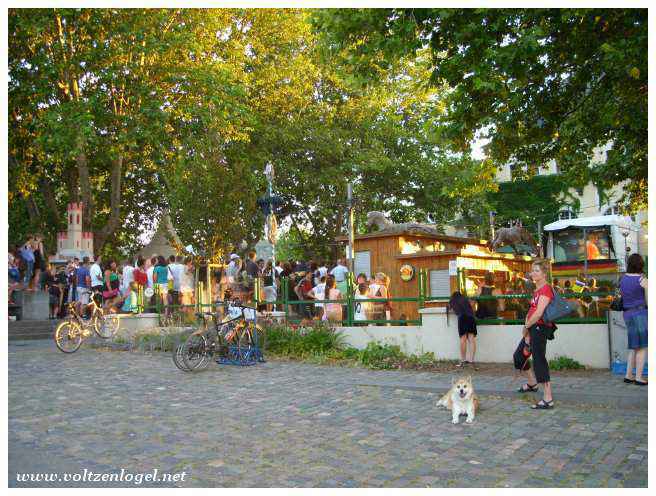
[[349, 232, 536, 321]]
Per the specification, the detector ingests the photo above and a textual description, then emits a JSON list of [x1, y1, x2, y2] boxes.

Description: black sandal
[[634, 380, 648, 386], [624, 378, 635, 384], [531, 399, 554, 409], [517, 383, 538, 393]]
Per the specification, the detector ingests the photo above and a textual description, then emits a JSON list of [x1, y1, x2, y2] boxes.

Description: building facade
[[495, 145, 648, 257]]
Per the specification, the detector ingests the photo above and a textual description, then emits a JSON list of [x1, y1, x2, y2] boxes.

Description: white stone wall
[[338, 307, 611, 369]]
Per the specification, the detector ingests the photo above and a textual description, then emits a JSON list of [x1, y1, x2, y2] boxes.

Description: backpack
[[134, 268, 148, 286], [542, 286, 573, 325]]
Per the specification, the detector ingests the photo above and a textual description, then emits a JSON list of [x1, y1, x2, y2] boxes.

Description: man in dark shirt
[[245, 251, 260, 278]]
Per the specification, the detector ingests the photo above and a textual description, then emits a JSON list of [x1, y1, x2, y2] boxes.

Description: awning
[[544, 215, 638, 232]]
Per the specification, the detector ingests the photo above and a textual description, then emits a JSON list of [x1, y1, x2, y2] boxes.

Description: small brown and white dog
[[436, 376, 479, 424]]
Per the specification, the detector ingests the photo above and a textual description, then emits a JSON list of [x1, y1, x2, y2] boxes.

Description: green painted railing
[[135, 270, 613, 327]]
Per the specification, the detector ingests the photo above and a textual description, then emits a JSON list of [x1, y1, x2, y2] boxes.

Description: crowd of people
[[8, 235, 196, 320], [222, 252, 393, 324]]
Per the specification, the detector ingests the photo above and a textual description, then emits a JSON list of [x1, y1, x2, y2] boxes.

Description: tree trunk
[[95, 155, 124, 251], [67, 166, 79, 203], [39, 176, 60, 227], [76, 141, 94, 231]]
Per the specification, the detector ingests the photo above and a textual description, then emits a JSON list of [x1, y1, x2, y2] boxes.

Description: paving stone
[[8, 340, 648, 488]]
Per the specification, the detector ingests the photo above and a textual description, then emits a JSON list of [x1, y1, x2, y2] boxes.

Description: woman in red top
[[514, 260, 555, 409]]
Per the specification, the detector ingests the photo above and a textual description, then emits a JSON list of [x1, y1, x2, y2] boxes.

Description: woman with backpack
[[513, 259, 556, 410], [619, 254, 648, 386]]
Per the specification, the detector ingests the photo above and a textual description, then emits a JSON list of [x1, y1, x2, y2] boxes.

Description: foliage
[[314, 9, 648, 212], [460, 173, 580, 240], [9, 9, 500, 260], [263, 322, 346, 358], [548, 355, 585, 370], [350, 342, 406, 369], [274, 228, 311, 262], [252, 43, 497, 259]]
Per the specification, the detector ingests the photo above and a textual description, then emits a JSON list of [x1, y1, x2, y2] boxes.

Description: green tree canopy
[[313, 8, 647, 213], [9, 8, 500, 261]]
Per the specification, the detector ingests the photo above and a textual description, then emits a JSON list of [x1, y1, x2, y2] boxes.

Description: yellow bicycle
[[54, 297, 120, 353]]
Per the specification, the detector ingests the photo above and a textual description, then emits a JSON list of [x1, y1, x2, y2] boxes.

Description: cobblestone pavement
[[9, 340, 648, 488]]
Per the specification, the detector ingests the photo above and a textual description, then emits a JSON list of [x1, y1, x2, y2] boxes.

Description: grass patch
[[549, 355, 585, 370]]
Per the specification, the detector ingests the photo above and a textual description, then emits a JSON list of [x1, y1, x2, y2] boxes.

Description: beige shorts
[[76, 287, 91, 305]]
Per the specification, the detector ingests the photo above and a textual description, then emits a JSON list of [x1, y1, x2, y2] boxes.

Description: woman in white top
[[180, 257, 195, 310], [354, 283, 371, 324], [367, 272, 388, 323]]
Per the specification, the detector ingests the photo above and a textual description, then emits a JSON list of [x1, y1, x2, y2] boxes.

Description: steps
[[8, 320, 57, 341]]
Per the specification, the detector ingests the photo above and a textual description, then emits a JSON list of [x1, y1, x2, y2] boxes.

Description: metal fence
[[131, 268, 614, 327]]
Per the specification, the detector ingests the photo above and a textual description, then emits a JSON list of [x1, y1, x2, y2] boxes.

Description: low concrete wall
[[339, 326, 424, 355], [112, 313, 164, 340], [338, 307, 611, 369]]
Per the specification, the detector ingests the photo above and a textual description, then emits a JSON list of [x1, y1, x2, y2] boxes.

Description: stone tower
[[53, 202, 94, 261]]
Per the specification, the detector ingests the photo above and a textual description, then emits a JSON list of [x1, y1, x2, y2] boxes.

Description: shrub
[[356, 342, 406, 370], [549, 355, 585, 370], [262, 322, 346, 358]]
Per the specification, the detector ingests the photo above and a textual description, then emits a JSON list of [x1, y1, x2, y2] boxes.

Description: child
[[354, 283, 371, 325], [119, 282, 139, 313], [449, 291, 478, 368]]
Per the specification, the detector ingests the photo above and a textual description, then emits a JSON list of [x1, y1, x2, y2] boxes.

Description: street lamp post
[[347, 182, 355, 275]]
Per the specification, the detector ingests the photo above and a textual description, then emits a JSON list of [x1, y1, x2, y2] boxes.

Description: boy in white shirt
[[307, 275, 327, 319], [354, 283, 371, 324]]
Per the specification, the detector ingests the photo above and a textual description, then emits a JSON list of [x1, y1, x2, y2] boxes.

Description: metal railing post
[[346, 272, 354, 327], [282, 276, 289, 323]]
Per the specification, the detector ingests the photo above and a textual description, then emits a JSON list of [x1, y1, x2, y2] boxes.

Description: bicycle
[[174, 299, 264, 372], [54, 295, 120, 353]]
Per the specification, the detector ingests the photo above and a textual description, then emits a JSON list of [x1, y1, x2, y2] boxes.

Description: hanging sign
[[400, 264, 415, 282]]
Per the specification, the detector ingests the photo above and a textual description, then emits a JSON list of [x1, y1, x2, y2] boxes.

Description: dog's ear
[[466, 375, 472, 383], [451, 376, 456, 385]]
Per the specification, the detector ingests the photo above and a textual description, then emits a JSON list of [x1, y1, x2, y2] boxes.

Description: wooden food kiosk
[[337, 230, 537, 321]]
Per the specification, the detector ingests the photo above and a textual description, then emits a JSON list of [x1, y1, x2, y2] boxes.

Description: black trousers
[[513, 324, 551, 383]]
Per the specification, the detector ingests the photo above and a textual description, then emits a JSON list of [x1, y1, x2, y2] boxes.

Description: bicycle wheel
[[94, 313, 120, 339], [236, 323, 256, 362], [172, 343, 192, 372], [180, 332, 211, 371], [54, 321, 83, 353]]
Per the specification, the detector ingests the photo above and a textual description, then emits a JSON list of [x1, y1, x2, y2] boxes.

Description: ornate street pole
[[347, 182, 355, 275], [263, 163, 277, 268]]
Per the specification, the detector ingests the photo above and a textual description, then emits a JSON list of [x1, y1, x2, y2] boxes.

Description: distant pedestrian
[[449, 291, 477, 367], [32, 234, 46, 292], [19, 236, 35, 290], [619, 254, 648, 386]]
